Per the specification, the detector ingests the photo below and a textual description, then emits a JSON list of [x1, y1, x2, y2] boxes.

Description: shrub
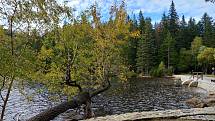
[[156, 61, 165, 77], [166, 66, 173, 76], [151, 61, 173, 77], [126, 71, 138, 78]]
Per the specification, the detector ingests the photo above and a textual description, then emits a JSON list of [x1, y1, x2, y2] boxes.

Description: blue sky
[[64, 0, 215, 23]]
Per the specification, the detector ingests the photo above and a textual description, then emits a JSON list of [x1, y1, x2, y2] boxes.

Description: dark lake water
[[0, 78, 207, 121]]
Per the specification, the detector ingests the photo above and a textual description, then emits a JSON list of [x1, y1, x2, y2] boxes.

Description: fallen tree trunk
[[27, 92, 90, 121], [27, 80, 111, 121]]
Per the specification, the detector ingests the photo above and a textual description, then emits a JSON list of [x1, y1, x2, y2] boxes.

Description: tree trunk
[[27, 78, 111, 121], [1, 18, 14, 120], [27, 92, 91, 121], [0, 78, 14, 121]]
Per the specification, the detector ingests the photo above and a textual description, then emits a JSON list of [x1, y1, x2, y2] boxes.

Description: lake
[[0, 78, 207, 120]]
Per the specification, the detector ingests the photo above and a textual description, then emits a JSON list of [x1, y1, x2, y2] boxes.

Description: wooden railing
[[191, 72, 203, 80]]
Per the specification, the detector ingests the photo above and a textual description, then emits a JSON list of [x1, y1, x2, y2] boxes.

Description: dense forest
[[0, 0, 215, 120], [128, 1, 215, 76]]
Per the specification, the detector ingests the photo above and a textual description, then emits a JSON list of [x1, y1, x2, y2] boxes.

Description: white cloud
[[46, 0, 215, 22]]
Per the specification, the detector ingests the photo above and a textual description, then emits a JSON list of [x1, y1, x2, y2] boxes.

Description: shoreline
[[84, 107, 215, 121], [173, 75, 215, 93], [84, 76, 215, 121]]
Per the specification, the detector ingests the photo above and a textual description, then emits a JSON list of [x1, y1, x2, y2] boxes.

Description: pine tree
[[168, 0, 179, 37], [127, 15, 138, 72], [168, 1, 180, 52], [136, 18, 155, 75], [136, 10, 145, 74], [154, 23, 160, 66], [187, 17, 199, 47], [199, 13, 214, 47], [181, 15, 187, 28], [139, 10, 145, 34], [156, 13, 169, 64], [160, 31, 177, 69], [178, 15, 189, 49], [162, 12, 169, 30], [144, 18, 156, 73], [136, 36, 146, 74]]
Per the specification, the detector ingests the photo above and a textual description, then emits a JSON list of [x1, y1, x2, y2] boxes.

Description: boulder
[[186, 92, 215, 108], [204, 92, 215, 107], [204, 98, 215, 107], [185, 97, 207, 108]]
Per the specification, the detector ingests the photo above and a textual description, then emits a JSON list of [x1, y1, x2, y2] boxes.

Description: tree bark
[[0, 16, 15, 121], [27, 92, 91, 121], [0, 78, 14, 121]]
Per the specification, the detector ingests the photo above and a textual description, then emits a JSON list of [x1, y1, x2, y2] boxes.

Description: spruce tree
[[178, 15, 189, 49], [160, 31, 177, 69], [199, 13, 214, 47], [145, 18, 156, 74], [168, 1, 180, 52], [156, 13, 169, 64], [136, 10, 145, 74], [187, 17, 199, 47], [181, 15, 187, 28], [168, 0, 179, 37], [139, 10, 145, 34], [127, 15, 138, 72], [136, 18, 154, 75], [136, 36, 145, 74]]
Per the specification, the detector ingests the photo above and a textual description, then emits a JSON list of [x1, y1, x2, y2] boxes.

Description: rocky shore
[[186, 92, 215, 108], [82, 76, 215, 121]]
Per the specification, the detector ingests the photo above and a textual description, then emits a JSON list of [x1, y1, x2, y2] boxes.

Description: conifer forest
[[0, 0, 215, 121]]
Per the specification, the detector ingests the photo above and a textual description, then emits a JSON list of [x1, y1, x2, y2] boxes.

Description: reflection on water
[[0, 78, 207, 121]]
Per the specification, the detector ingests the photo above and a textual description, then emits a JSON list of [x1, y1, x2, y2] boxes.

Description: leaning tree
[[1, 0, 130, 121], [28, 1, 131, 120]]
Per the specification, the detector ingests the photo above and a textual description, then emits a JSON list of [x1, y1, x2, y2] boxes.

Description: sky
[[64, 0, 215, 23]]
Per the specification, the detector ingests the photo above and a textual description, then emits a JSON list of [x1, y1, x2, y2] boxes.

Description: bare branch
[[61, 48, 83, 92], [90, 75, 111, 97]]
